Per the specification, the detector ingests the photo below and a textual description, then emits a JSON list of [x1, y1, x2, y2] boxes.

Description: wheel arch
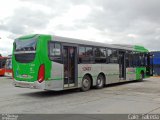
[[141, 70, 144, 73], [141, 70, 145, 77]]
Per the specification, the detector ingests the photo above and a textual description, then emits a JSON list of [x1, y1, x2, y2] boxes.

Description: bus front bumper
[[13, 80, 45, 90], [5, 72, 12, 77]]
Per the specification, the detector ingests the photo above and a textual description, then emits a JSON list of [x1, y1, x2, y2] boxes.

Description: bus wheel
[[96, 74, 105, 89], [80, 75, 91, 92]]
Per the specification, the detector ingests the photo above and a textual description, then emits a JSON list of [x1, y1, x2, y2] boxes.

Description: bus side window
[[108, 49, 118, 64], [125, 51, 129, 67], [108, 49, 112, 63], [132, 52, 136, 67], [94, 47, 106, 63], [129, 52, 134, 67], [79, 46, 86, 63], [126, 51, 133, 67], [141, 54, 145, 66], [86, 47, 94, 63], [79, 46, 93, 64], [49, 42, 62, 63]]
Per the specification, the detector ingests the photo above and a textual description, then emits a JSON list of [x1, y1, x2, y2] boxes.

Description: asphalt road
[[0, 76, 160, 114]]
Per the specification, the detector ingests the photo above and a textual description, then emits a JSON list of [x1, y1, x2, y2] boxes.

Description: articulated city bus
[[5, 55, 13, 77], [0, 56, 7, 76], [12, 34, 152, 91]]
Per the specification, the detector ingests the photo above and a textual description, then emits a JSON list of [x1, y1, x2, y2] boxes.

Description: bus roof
[[53, 35, 148, 52], [53, 35, 135, 51], [134, 45, 149, 52], [17, 34, 38, 40], [16, 34, 148, 52], [112, 44, 149, 52]]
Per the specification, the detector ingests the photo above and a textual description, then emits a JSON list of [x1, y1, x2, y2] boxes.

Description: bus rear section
[[13, 35, 48, 89], [0, 57, 7, 76]]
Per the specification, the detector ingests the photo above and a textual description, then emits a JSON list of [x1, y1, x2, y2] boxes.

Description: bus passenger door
[[63, 46, 77, 88], [119, 51, 126, 80]]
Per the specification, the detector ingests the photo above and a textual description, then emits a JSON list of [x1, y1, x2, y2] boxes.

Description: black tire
[[80, 75, 91, 92], [96, 74, 105, 89]]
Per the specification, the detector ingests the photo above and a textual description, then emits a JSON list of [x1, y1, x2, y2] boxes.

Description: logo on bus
[[82, 67, 91, 71]]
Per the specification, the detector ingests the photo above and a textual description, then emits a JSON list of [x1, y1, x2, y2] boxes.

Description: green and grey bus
[[12, 34, 152, 91]]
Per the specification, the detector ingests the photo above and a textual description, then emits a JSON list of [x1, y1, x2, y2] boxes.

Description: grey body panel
[[102, 64, 119, 84], [47, 62, 64, 90], [78, 64, 120, 86], [126, 68, 136, 81], [48, 63, 125, 90]]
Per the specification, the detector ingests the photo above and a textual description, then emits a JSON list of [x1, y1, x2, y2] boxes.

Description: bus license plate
[[22, 74, 28, 78]]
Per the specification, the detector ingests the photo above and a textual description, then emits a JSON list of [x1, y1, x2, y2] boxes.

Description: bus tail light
[[38, 64, 45, 83]]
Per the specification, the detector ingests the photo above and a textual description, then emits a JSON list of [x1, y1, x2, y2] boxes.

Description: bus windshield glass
[[14, 38, 37, 63], [15, 39, 37, 52], [0, 58, 6, 69]]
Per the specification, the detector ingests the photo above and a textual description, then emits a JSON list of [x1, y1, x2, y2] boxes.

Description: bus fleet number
[[82, 67, 91, 71]]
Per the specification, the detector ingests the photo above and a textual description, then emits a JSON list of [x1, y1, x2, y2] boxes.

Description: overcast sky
[[0, 0, 160, 56]]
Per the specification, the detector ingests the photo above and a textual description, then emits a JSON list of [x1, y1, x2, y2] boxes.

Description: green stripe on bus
[[48, 72, 137, 81], [127, 72, 135, 74]]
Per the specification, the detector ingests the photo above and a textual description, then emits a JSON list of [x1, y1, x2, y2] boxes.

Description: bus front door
[[63, 46, 77, 88], [119, 51, 126, 80]]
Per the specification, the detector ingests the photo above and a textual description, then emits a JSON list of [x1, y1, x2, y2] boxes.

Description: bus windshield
[[15, 39, 37, 52], [0, 58, 6, 69], [14, 38, 37, 63]]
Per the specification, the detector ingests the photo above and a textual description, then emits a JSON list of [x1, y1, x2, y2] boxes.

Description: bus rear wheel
[[96, 74, 105, 89], [80, 75, 91, 92]]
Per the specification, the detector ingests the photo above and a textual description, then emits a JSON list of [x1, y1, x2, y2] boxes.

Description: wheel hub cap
[[83, 79, 89, 88]]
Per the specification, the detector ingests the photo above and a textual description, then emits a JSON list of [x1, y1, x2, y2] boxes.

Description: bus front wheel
[[80, 75, 91, 92]]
